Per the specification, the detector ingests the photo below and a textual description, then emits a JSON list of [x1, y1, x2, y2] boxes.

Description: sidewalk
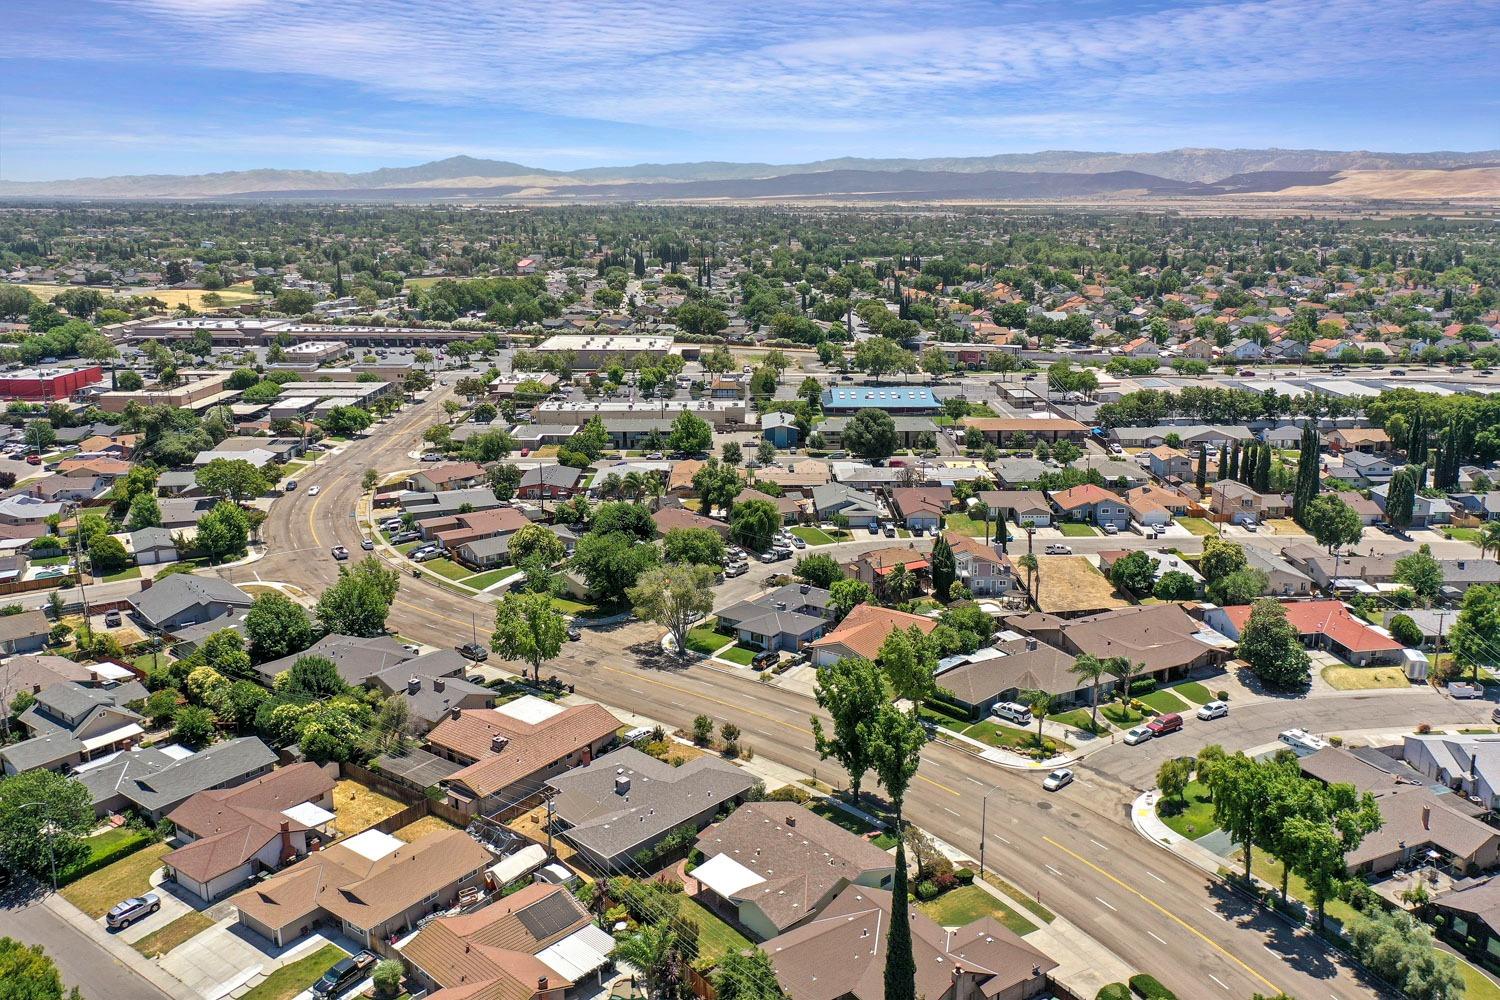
[[39, 892, 200, 1000], [1130, 789, 1230, 876]]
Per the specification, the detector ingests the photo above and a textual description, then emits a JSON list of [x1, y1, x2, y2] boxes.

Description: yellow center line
[[1042, 835, 1280, 993]]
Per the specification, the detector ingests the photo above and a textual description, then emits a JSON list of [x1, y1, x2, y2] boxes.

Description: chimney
[[615, 774, 631, 796], [786, 814, 796, 827], [140, 576, 152, 591], [32, 684, 41, 695], [451, 706, 461, 720], [407, 676, 420, 694], [538, 977, 549, 992], [1025, 638, 1038, 651], [1422, 804, 1431, 830], [433, 677, 445, 692], [279, 820, 294, 862], [491, 734, 508, 753]]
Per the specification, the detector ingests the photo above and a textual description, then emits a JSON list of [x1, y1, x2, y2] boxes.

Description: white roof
[[80, 723, 144, 753], [488, 844, 547, 885], [536, 923, 616, 982], [155, 743, 197, 761], [492, 695, 564, 726], [281, 801, 336, 828], [341, 828, 405, 861], [92, 662, 136, 682], [692, 852, 766, 900]]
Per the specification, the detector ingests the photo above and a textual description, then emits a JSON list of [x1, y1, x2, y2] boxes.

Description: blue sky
[[3, 0, 1498, 180]]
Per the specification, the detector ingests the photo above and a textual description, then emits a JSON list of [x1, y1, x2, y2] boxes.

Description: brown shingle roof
[[807, 604, 936, 661], [430, 702, 620, 799]]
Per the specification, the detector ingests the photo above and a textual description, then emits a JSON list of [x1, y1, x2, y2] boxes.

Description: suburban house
[[736, 487, 804, 525], [1049, 484, 1131, 531], [1006, 603, 1233, 687], [129, 574, 254, 633], [77, 736, 279, 820], [1124, 484, 1193, 517], [517, 466, 585, 501], [1243, 546, 1316, 596], [960, 416, 1088, 445], [936, 638, 1078, 718], [408, 462, 488, 493], [942, 531, 1014, 597], [1404, 734, 1500, 810], [1299, 747, 1500, 877], [692, 802, 896, 940], [808, 483, 883, 528], [1326, 427, 1391, 454], [1142, 445, 1193, 480], [1429, 882, 1500, 967], [843, 544, 930, 592], [0, 679, 149, 775], [1208, 480, 1265, 524], [1371, 482, 1453, 527], [130, 527, 179, 565], [714, 583, 834, 652], [0, 609, 51, 655], [888, 487, 951, 532], [545, 747, 757, 872], [253, 633, 423, 688], [1208, 600, 1403, 666], [427, 696, 620, 816], [760, 885, 1056, 1000], [163, 762, 337, 902], [1335, 451, 1395, 484], [808, 604, 937, 667], [369, 667, 495, 735], [421, 507, 531, 551], [400, 882, 616, 1000], [231, 829, 493, 950], [651, 505, 732, 540], [761, 412, 801, 448], [974, 490, 1052, 528], [1098, 549, 1203, 595]]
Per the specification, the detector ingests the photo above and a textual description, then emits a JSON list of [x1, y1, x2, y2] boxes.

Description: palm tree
[[622, 471, 648, 502], [600, 473, 623, 500], [614, 923, 677, 999], [1022, 688, 1055, 751], [1068, 653, 1108, 731], [885, 564, 916, 603], [642, 472, 665, 511], [1017, 554, 1038, 607], [1479, 521, 1500, 560], [1106, 657, 1141, 705]]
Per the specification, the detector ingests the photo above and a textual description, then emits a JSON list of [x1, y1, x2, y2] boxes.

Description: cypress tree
[[1387, 467, 1415, 530], [1196, 445, 1208, 492], [1293, 422, 1321, 523], [1225, 443, 1239, 483], [1255, 443, 1272, 493], [930, 535, 956, 601], [1408, 410, 1427, 464], [884, 838, 917, 1000]]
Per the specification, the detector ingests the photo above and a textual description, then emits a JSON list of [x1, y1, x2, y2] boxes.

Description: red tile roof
[[1222, 600, 1402, 654]]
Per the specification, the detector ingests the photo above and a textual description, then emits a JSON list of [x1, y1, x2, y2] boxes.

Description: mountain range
[[2, 148, 1497, 201]]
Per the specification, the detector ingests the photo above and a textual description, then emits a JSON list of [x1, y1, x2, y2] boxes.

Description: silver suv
[[106, 893, 160, 929]]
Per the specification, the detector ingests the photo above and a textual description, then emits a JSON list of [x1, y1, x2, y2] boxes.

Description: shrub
[[1128, 974, 1177, 1000], [1417, 722, 1432, 734], [914, 879, 942, 901], [57, 829, 153, 886], [1215, 690, 1229, 701], [372, 959, 404, 999], [764, 785, 812, 804], [1128, 678, 1157, 696], [1097, 986, 1131, 1000], [954, 867, 975, 885]]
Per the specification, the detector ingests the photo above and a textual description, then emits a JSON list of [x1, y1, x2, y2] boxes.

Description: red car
[[25, 454, 41, 465], [1146, 712, 1183, 737]]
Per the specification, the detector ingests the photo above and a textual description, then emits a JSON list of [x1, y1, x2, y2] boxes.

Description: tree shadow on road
[[1203, 878, 1377, 989]]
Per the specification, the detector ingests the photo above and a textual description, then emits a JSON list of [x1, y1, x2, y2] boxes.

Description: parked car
[[868, 522, 882, 535], [759, 551, 779, 564], [1278, 729, 1329, 754], [25, 454, 41, 465], [331, 545, 349, 561], [1102, 523, 1119, 535], [883, 524, 897, 538], [991, 701, 1033, 725], [1196, 700, 1228, 721], [1491, 706, 1500, 725], [456, 642, 489, 662], [751, 650, 779, 670], [105, 894, 160, 930], [312, 951, 378, 1000], [724, 562, 748, 577], [360, 537, 374, 550], [391, 530, 420, 544], [1042, 768, 1074, 792], [421, 452, 442, 462], [791, 536, 807, 549], [103, 609, 122, 628], [1146, 712, 1183, 737], [566, 624, 582, 642], [1123, 725, 1154, 746], [381, 518, 403, 532], [1044, 543, 1072, 555]]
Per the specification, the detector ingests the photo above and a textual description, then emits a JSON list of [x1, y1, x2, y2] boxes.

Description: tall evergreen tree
[[884, 839, 916, 1000], [1255, 443, 1272, 492], [1386, 467, 1416, 530], [1226, 442, 1239, 483], [1407, 409, 1427, 464], [1293, 422, 1321, 523], [929, 534, 956, 601], [1196, 445, 1208, 492]]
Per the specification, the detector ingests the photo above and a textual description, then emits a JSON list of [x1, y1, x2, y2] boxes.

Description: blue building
[[761, 412, 800, 448], [820, 385, 940, 415]]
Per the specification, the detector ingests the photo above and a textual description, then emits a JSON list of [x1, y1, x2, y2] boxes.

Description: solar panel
[[516, 889, 581, 940]]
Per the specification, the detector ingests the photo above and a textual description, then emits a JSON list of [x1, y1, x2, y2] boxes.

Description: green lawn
[[60, 843, 169, 919], [103, 566, 142, 582], [1049, 708, 1107, 734], [1442, 526, 1481, 544], [790, 525, 838, 546], [395, 540, 421, 555], [1057, 522, 1098, 537], [280, 460, 309, 475], [983, 873, 1055, 923], [31, 555, 71, 567], [919, 885, 1037, 935], [1455, 957, 1500, 1000], [550, 596, 596, 616], [1237, 851, 1360, 929], [1178, 517, 1217, 537], [133, 911, 214, 958], [1100, 702, 1146, 727], [240, 943, 348, 1000], [1320, 664, 1410, 691], [808, 799, 895, 848], [1138, 689, 1191, 714], [1156, 781, 1217, 839], [719, 644, 757, 665], [962, 720, 1072, 756], [685, 625, 735, 655], [461, 568, 514, 590], [421, 557, 474, 581], [1167, 681, 1213, 705], [944, 511, 1006, 540], [675, 894, 751, 963]]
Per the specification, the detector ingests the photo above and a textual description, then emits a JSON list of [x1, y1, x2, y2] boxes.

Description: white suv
[[1197, 700, 1228, 720]]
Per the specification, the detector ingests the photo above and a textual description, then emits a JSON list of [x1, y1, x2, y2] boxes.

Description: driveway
[[114, 868, 196, 945], [158, 916, 348, 1000]]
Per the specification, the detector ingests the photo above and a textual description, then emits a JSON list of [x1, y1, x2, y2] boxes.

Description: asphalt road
[[0, 887, 172, 1000], [236, 385, 1428, 1000]]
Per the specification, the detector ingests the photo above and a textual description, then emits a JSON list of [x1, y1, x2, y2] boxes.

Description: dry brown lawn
[[507, 805, 574, 861], [391, 814, 459, 842], [332, 780, 406, 837]]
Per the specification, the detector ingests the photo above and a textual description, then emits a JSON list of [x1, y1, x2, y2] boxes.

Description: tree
[[711, 948, 787, 1000], [1017, 553, 1038, 605], [279, 655, 348, 698], [1450, 584, 1500, 682], [730, 499, 780, 551], [1157, 757, 1193, 802], [0, 770, 95, 881], [1283, 782, 1381, 930], [1238, 599, 1311, 689], [853, 337, 914, 380], [86, 534, 129, 576], [1385, 466, 1418, 531], [929, 534, 956, 601], [869, 702, 926, 1000], [1105, 656, 1139, 703], [794, 553, 844, 589], [0, 938, 84, 1000], [244, 592, 315, 663], [630, 564, 716, 657], [811, 656, 885, 802], [1303, 494, 1362, 553], [879, 626, 937, 707], [1153, 571, 1199, 601], [1199, 537, 1247, 582], [491, 590, 569, 682], [372, 959, 405, 999], [1292, 421, 1322, 519], [1204, 753, 1280, 880], [882, 563, 917, 603], [315, 557, 400, 636], [172, 705, 218, 748], [721, 441, 742, 465], [1206, 568, 1268, 606], [829, 579, 872, 621], [125, 492, 162, 531], [667, 410, 712, 455], [1388, 613, 1423, 649], [196, 501, 250, 563], [1068, 654, 1109, 730], [1107, 550, 1157, 595], [1394, 544, 1444, 605], [1022, 688, 1055, 748], [1195, 445, 1208, 492], [1348, 909, 1464, 1000], [614, 923, 680, 1000], [573, 531, 659, 602], [503, 523, 563, 568], [843, 408, 898, 462], [658, 528, 722, 569], [691, 458, 743, 517]]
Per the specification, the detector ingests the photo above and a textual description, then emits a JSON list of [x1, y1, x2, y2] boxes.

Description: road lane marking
[[1095, 896, 1117, 911], [1090, 838, 1108, 850], [995, 835, 1011, 845], [1044, 865, 1064, 877], [943, 807, 961, 818], [1145, 870, 1166, 884], [1042, 836, 1280, 993], [1203, 905, 1221, 919], [1209, 975, 1228, 990], [1148, 931, 1167, 944]]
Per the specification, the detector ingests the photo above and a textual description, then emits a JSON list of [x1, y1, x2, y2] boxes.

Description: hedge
[[1128, 678, 1158, 697], [1128, 974, 1177, 1000], [57, 829, 155, 887], [1097, 985, 1130, 1000]]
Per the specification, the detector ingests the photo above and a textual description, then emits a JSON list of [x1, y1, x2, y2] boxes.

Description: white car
[[1044, 543, 1072, 555], [308, 485, 320, 496], [1042, 768, 1074, 792], [1123, 725, 1154, 746], [1196, 700, 1228, 721], [1279, 729, 1329, 755]]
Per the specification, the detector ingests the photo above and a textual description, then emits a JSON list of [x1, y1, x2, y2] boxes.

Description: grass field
[[103, 566, 143, 582], [790, 525, 838, 546], [675, 895, 751, 962], [421, 557, 474, 581], [983, 873, 1055, 923], [919, 885, 1036, 935], [1237, 850, 1360, 929], [1048, 708, 1107, 734], [550, 596, 597, 616], [719, 644, 757, 665], [962, 720, 1072, 756], [332, 780, 405, 837], [60, 843, 169, 919], [13, 283, 261, 309], [685, 624, 735, 655], [808, 799, 896, 848], [1320, 664, 1410, 690], [1057, 522, 1098, 537], [461, 568, 514, 590], [240, 943, 348, 1000], [1100, 702, 1146, 728], [944, 511, 1004, 539], [1156, 780, 1217, 840], [1442, 526, 1482, 544], [1178, 517, 1217, 536], [1455, 957, 1500, 1000], [1138, 689, 1191, 714], [1167, 681, 1214, 704], [132, 911, 215, 958]]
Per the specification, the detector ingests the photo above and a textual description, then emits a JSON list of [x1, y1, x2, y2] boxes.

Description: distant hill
[[2, 149, 1497, 200]]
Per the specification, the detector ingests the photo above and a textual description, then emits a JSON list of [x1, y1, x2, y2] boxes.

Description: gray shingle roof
[[77, 737, 277, 812], [129, 574, 253, 627]]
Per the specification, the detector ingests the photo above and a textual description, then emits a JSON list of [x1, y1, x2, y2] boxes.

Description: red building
[[0, 366, 104, 401]]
